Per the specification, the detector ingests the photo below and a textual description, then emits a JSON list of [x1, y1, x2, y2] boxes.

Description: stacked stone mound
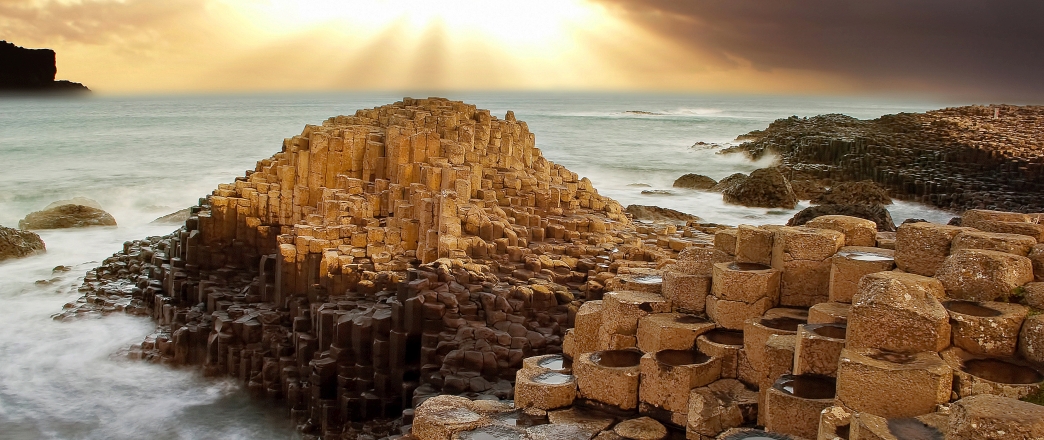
[[726, 105, 1044, 213], [59, 98, 730, 439], [417, 208, 1044, 440]]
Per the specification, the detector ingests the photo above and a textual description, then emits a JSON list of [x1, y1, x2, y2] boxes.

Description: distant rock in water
[[0, 225, 46, 261], [19, 204, 116, 229], [151, 208, 192, 224], [625, 204, 701, 224], [641, 189, 674, 196], [788, 204, 896, 232], [812, 180, 891, 205], [0, 41, 89, 92], [722, 167, 798, 209], [672, 173, 717, 190]]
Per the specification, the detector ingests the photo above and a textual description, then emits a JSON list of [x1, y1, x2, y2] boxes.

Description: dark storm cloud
[[595, 0, 1044, 100]]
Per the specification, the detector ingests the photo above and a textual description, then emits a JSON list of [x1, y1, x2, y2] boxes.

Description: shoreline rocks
[[724, 105, 1044, 213], [0, 225, 46, 261], [54, 98, 1044, 440]]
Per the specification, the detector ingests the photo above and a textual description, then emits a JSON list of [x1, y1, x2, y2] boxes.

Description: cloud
[[0, 0, 211, 51], [593, 0, 1044, 100]]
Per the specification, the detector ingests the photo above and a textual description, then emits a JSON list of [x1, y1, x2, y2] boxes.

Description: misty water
[[0, 92, 957, 439]]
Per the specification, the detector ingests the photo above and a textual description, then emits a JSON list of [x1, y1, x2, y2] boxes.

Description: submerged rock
[[625, 205, 701, 224], [18, 204, 117, 229], [788, 204, 896, 232], [721, 167, 798, 209], [0, 225, 46, 261], [672, 174, 717, 190]]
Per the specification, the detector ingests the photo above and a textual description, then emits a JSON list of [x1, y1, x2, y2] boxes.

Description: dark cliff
[[0, 41, 89, 92]]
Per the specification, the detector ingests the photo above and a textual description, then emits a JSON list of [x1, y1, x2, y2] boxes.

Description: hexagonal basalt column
[[942, 347, 1044, 400], [771, 226, 845, 307], [514, 369, 576, 411], [607, 270, 664, 294], [894, 221, 971, 276], [686, 379, 758, 439], [846, 271, 950, 354], [1020, 314, 1044, 364], [522, 354, 571, 374], [808, 302, 850, 325], [697, 329, 744, 379], [944, 300, 1028, 357], [806, 215, 878, 247], [639, 349, 721, 413], [848, 411, 947, 440], [949, 394, 1044, 440], [828, 246, 895, 303], [743, 308, 808, 376], [935, 249, 1033, 302], [765, 374, 837, 439], [574, 349, 642, 411], [636, 313, 715, 353], [599, 291, 672, 341], [712, 262, 782, 305], [794, 323, 847, 377], [662, 269, 710, 314], [412, 395, 490, 440], [835, 348, 952, 419]]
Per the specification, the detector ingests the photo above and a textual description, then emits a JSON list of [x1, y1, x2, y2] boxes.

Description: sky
[[2, 0, 1042, 100]]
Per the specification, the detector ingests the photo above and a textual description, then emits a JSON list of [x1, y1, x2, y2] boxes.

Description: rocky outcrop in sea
[[0, 40, 89, 92], [722, 106, 1044, 213]]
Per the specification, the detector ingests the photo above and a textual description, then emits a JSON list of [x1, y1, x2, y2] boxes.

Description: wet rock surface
[[0, 225, 46, 261], [725, 106, 1044, 213]]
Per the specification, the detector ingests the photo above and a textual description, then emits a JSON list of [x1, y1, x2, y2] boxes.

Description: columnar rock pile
[[58, 98, 721, 439], [726, 106, 1044, 213], [415, 209, 1044, 440]]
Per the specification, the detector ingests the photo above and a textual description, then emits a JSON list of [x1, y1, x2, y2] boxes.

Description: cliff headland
[[0, 41, 89, 93]]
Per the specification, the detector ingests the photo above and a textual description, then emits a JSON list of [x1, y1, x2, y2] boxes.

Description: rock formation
[[19, 204, 117, 229], [721, 168, 798, 209], [673, 174, 717, 190], [725, 106, 1044, 213], [625, 205, 701, 224], [0, 225, 46, 261], [57, 99, 1044, 440], [788, 204, 896, 232], [810, 180, 891, 206], [0, 41, 89, 92], [413, 208, 1044, 440]]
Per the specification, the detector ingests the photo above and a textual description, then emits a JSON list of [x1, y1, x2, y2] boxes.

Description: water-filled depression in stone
[[962, 359, 1044, 384], [591, 350, 642, 368]]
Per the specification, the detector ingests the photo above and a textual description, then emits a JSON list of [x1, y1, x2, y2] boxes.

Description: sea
[[0, 92, 959, 439]]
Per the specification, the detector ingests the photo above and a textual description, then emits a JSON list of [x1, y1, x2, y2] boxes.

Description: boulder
[[672, 173, 717, 190], [722, 168, 798, 209], [18, 204, 117, 229], [810, 180, 892, 205], [43, 197, 103, 211], [0, 225, 46, 261], [624, 205, 700, 224], [709, 173, 748, 193], [846, 271, 950, 354], [788, 204, 896, 232]]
